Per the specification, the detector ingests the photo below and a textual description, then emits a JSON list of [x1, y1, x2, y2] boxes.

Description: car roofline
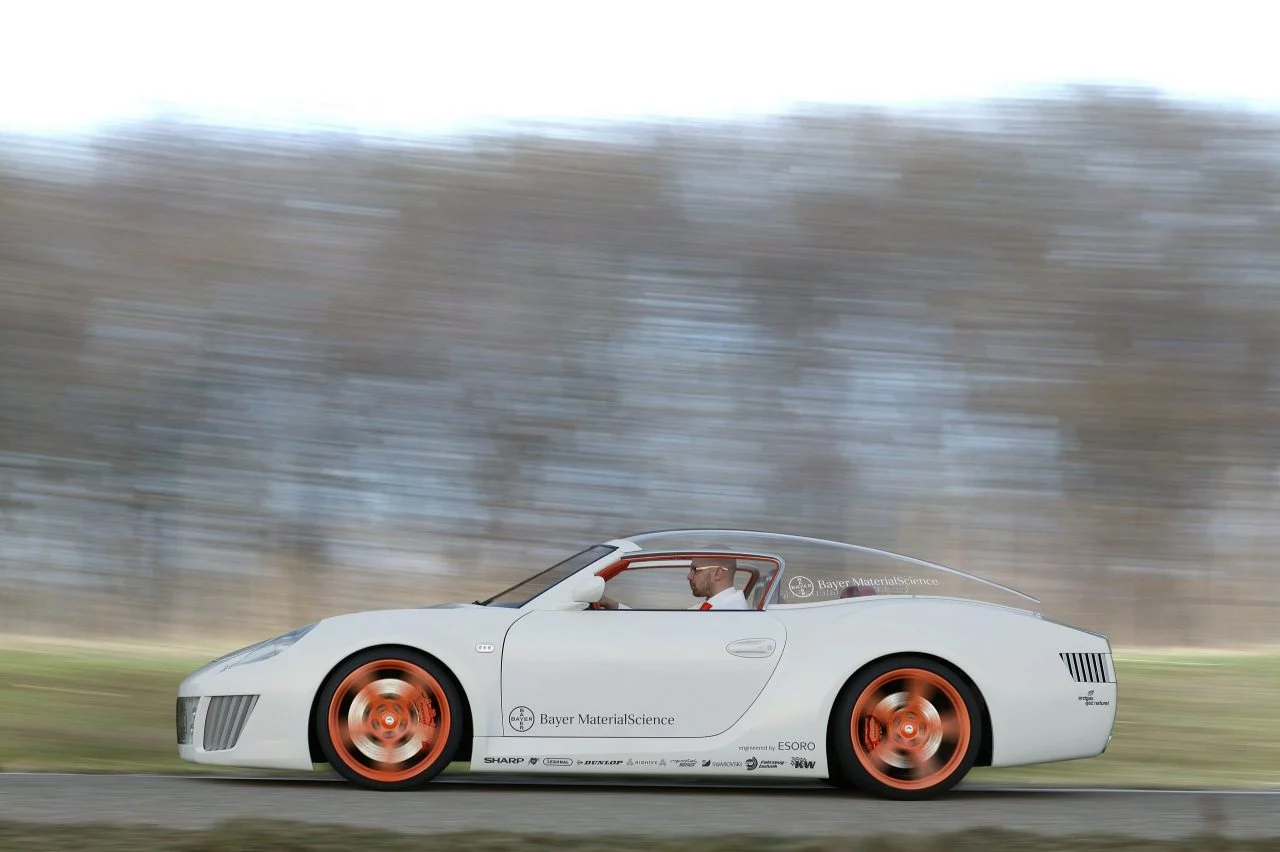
[[610, 528, 1040, 607]]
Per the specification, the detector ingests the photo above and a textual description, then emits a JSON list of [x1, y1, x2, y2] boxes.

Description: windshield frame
[[477, 544, 619, 607]]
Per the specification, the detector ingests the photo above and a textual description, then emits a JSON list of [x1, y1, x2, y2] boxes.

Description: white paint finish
[[500, 610, 787, 737], [178, 604, 529, 768], [177, 594, 1115, 777], [487, 596, 1115, 774], [177, 649, 327, 771], [755, 597, 1117, 767], [174, 531, 1120, 789]]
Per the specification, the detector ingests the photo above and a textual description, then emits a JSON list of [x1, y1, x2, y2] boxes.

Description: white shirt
[[687, 586, 749, 610]]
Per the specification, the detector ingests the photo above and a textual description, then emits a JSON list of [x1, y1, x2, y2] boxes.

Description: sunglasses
[[688, 564, 725, 573]]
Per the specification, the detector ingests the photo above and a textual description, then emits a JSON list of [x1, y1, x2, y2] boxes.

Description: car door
[[500, 608, 787, 738]]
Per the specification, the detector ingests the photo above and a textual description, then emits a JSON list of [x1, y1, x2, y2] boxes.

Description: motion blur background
[[2, 1, 1278, 652]]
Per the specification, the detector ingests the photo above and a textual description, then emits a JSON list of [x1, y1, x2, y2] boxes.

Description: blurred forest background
[[1, 87, 1277, 649]]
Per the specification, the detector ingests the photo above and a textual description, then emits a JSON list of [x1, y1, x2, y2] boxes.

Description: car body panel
[[176, 529, 1117, 783], [500, 609, 787, 738], [179, 606, 525, 770]]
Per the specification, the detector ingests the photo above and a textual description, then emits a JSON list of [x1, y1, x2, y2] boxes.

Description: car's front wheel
[[316, 648, 463, 791], [831, 655, 981, 800]]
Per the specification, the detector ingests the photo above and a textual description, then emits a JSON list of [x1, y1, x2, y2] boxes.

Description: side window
[[603, 565, 701, 610], [603, 560, 771, 610]]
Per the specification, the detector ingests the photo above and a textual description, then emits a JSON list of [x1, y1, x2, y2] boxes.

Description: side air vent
[[176, 697, 199, 745], [203, 694, 259, 751], [1060, 652, 1114, 683]]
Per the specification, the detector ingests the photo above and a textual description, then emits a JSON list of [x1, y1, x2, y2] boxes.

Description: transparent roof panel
[[618, 530, 1040, 613]]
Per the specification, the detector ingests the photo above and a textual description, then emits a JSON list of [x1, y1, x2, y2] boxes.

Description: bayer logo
[[787, 575, 814, 598], [508, 706, 535, 732]]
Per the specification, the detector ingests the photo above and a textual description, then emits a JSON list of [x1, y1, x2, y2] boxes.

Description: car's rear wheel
[[316, 648, 462, 791], [831, 655, 980, 800]]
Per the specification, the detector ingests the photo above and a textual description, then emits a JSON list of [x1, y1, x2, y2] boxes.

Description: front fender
[[295, 607, 521, 738]]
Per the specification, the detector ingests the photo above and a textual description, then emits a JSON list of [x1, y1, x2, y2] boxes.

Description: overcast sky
[[2, 0, 1277, 136]]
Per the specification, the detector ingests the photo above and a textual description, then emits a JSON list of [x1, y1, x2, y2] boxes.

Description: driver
[[597, 555, 749, 611]]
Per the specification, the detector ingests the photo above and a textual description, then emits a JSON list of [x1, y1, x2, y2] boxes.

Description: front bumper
[[176, 655, 317, 771]]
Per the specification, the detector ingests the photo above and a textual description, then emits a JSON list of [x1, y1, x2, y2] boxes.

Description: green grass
[[0, 823, 1274, 852], [2, 644, 1278, 787], [971, 650, 1280, 789], [0, 646, 238, 774]]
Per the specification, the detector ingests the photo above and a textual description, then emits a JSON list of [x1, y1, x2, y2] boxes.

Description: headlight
[[221, 623, 317, 670]]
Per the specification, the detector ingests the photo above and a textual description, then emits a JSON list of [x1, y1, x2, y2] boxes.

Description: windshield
[[478, 545, 617, 607]]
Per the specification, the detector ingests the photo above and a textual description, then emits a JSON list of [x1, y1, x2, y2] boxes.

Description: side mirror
[[571, 575, 605, 604]]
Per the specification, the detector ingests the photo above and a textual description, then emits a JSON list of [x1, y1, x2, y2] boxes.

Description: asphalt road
[[2, 773, 1278, 839]]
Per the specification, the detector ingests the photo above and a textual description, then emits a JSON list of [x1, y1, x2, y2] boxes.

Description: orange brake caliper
[[414, 692, 437, 729], [863, 716, 882, 751]]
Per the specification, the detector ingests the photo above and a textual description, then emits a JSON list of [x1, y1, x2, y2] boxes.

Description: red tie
[[699, 601, 712, 610]]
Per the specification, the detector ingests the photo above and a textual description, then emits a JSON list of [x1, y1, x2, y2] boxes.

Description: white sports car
[[176, 529, 1117, 799]]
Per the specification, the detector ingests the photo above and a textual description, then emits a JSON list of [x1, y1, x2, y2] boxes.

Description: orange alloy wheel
[[849, 667, 971, 793], [326, 658, 452, 784]]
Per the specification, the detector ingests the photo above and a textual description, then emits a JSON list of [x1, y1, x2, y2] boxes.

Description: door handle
[[727, 638, 776, 658]]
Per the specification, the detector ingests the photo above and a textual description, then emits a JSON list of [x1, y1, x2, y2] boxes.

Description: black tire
[[315, 648, 464, 791], [830, 655, 982, 800], [820, 774, 860, 789], [821, 728, 859, 789]]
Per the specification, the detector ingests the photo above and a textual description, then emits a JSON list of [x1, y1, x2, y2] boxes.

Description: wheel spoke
[[910, 751, 943, 780], [871, 741, 910, 769], [939, 712, 962, 742], [869, 695, 898, 728], [346, 667, 380, 696], [902, 675, 932, 704]]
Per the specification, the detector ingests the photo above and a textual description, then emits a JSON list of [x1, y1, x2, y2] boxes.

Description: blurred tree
[[1, 91, 1278, 646]]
